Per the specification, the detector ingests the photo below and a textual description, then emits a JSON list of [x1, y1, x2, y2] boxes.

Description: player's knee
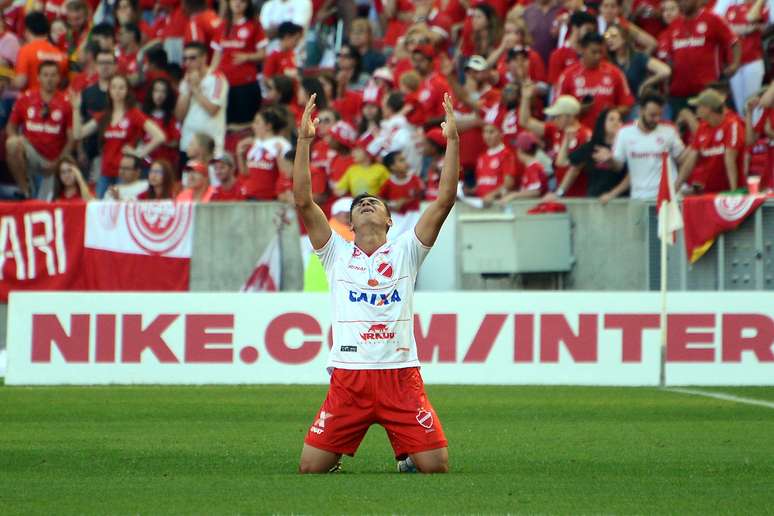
[[412, 450, 449, 474], [419, 460, 449, 474]]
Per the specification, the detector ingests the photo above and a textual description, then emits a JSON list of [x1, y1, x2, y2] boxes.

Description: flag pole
[[659, 206, 667, 388]]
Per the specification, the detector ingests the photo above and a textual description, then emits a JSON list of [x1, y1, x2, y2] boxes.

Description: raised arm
[[293, 93, 332, 250], [414, 93, 459, 247]]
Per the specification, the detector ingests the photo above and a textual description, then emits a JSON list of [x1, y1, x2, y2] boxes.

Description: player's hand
[[299, 93, 319, 141], [440, 92, 458, 141]]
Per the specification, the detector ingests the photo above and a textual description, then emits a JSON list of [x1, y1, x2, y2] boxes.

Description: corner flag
[[657, 152, 683, 244]]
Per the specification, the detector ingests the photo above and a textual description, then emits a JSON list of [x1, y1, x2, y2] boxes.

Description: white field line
[[665, 387, 774, 410]]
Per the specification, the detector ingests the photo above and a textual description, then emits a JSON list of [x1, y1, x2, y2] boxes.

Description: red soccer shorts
[[304, 367, 448, 459]]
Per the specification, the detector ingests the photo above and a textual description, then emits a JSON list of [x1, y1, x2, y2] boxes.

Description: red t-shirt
[[631, 0, 665, 37], [117, 49, 139, 77], [185, 9, 222, 47], [331, 90, 363, 126], [474, 144, 517, 197], [145, 111, 180, 171], [378, 174, 424, 213], [457, 86, 500, 168], [556, 60, 634, 128], [242, 136, 291, 200], [485, 106, 524, 149], [263, 49, 296, 79], [416, 71, 451, 125], [547, 45, 580, 86], [329, 154, 355, 186], [660, 9, 737, 97], [424, 157, 444, 201], [689, 111, 746, 192], [69, 71, 98, 94], [212, 18, 264, 86], [495, 48, 547, 88], [15, 39, 69, 91], [519, 161, 548, 195], [95, 107, 148, 178], [724, 3, 769, 64], [9, 89, 73, 161], [211, 179, 248, 201], [311, 138, 337, 176], [543, 122, 592, 197], [749, 108, 773, 188]]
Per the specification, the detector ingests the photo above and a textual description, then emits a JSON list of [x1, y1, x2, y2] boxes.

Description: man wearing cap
[[211, 153, 247, 201], [675, 88, 746, 193], [591, 93, 686, 201], [556, 32, 634, 129], [411, 43, 451, 127], [521, 81, 593, 197], [177, 160, 215, 202]]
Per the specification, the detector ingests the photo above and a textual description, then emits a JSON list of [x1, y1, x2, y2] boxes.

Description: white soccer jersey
[[315, 229, 430, 372], [613, 122, 685, 200]]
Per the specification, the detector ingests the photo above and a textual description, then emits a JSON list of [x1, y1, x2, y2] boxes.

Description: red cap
[[515, 132, 539, 152], [329, 121, 357, 148], [425, 128, 446, 148], [413, 44, 436, 60], [185, 160, 208, 176]]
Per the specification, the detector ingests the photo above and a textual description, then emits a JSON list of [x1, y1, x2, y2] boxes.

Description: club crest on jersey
[[348, 289, 402, 305], [375, 257, 393, 279], [360, 323, 395, 341]]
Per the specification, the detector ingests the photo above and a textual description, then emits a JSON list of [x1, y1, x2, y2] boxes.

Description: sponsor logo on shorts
[[311, 411, 331, 435], [340, 345, 358, 352], [416, 408, 434, 429], [348, 289, 401, 306], [360, 323, 395, 341]]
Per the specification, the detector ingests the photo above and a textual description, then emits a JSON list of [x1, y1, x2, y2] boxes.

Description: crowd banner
[[6, 292, 772, 386]]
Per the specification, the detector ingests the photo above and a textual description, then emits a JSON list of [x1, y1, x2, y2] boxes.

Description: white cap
[[544, 95, 581, 117], [466, 55, 489, 72], [332, 197, 354, 215]]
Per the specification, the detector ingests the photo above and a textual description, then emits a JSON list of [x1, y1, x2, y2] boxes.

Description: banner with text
[[6, 292, 773, 385]]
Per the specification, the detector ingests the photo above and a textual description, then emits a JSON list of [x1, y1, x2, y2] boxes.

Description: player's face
[[38, 66, 60, 92], [641, 102, 662, 130], [350, 196, 391, 233]]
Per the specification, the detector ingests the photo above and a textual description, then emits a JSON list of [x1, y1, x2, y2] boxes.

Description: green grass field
[[1, 384, 773, 515]]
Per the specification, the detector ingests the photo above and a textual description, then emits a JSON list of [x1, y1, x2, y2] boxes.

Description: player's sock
[[328, 461, 342, 473], [397, 456, 417, 473]]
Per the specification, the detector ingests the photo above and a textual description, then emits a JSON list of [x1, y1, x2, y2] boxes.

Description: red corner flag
[[657, 152, 683, 244]]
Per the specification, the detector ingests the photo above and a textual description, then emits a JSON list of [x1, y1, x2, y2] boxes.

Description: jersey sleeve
[[615, 68, 635, 107], [710, 12, 737, 47], [314, 231, 347, 274], [209, 74, 228, 106], [14, 45, 30, 79], [404, 228, 432, 271], [8, 94, 25, 126], [667, 126, 685, 159], [724, 119, 744, 150]]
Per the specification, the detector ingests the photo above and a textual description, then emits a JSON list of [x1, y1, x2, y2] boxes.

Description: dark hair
[[98, 75, 137, 143], [37, 60, 60, 74], [300, 77, 328, 109], [258, 107, 288, 134], [52, 156, 81, 199], [358, 104, 382, 134], [590, 108, 622, 147], [639, 92, 666, 107], [120, 22, 141, 44], [84, 42, 101, 60], [184, 41, 208, 55], [382, 150, 401, 170], [183, 0, 207, 13], [270, 75, 296, 104], [142, 78, 176, 126], [338, 43, 363, 81], [120, 153, 142, 170], [580, 32, 604, 48], [472, 3, 499, 54], [145, 159, 175, 199], [194, 132, 215, 155], [25, 12, 49, 36], [224, 0, 256, 35], [92, 22, 115, 39], [146, 46, 168, 69], [385, 92, 404, 113], [570, 10, 597, 28], [66, 0, 88, 12], [350, 193, 392, 220], [278, 21, 303, 38]]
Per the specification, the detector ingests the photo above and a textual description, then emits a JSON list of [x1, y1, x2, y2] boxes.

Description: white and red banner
[[0, 201, 86, 301], [242, 233, 281, 292], [0, 201, 193, 301], [82, 202, 193, 291], [683, 194, 771, 263], [6, 292, 773, 385]]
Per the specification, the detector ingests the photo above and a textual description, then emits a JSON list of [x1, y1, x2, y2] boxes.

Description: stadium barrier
[[5, 291, 772, 386]]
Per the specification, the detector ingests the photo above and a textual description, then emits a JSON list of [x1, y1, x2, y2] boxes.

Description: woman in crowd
[[138, 159, 177, 200], [459, 3, 500, 59], [348, 18, 386, 74], [142, 78, 180, 172], [236, 107, 292, 200], [51, 156, 93, 202], [73, 74, 165, 198]]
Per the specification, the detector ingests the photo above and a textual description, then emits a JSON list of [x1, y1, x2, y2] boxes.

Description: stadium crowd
[[0, 0, 772, 212]]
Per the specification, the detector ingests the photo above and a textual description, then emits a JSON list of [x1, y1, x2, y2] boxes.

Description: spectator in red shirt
[[548, 10, 597, 87], [379, 150, 423, 214], [411, 44, 451, 128], [184, 0, 222, 51], [492, 20, 548, 91], [6, 61, 73, 199], [659, 0, 740, 119], [52, 156, 93, 202], [556, 32, 635, 128], [138, 159, 177, 200], [141, 78, 181, 173], [421, 127, 446, 201], [211, 152, 248, 201], [521, 82, 593, 197], [325, 120, 357, 186], [743, 94, 772, 189], [458, 3, 499, 59], [262, 21, 302, 80], [117, 23, 142, 89], [676, 89, 746, 193], [474, 121, 518, 203], [498, 132, 548, 203], [236, 106, 292, 200], [73, 74, 166, 198], [210, 0, 264, 129], [177, 159, 215, 202]]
